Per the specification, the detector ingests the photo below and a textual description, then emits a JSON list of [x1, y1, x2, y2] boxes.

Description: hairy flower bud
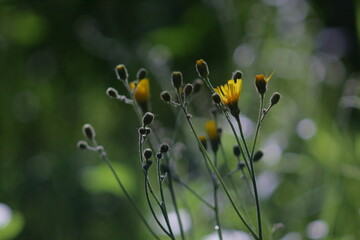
[[115, 64, 128, 81], [172, 71, 183, 89], [253, 150, 264, 162], [160, 143, 170, 153], [137, 68, 148, 80], [160, 91, 171, 103], [143, 148, 153, 160], [184, 83, 193, 96], [195, 59, 209, 78], [106, 87, 118, 99], [212, 93, 221, 104], [142, 112, 154, 126], [82, 124, 96, 141], [270, 92, 281, 106], [77, 140, 89, 150]]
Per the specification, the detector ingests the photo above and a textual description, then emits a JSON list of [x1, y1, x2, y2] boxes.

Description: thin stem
[[248, 95, 265, 240], [213, 153, 223, 240], [92, 145, 160, 240], [144, 171, 173, 238], [173, 178, 214, 209], [168, 169, 186, 240], [179, 105, 259, 240], [156, 156, 175, 239]]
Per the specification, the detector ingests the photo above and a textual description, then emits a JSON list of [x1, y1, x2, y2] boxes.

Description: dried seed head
[[137, 68, 148, 80], [115, 64, 128, 81], [143, 148, 153, 160], [77, 140, 89, 150], [160, 91, 171, 103], [270, 92, 281, 106], [142, 112, 154, 126], [171, 71, 183, 89], [195, 59, 209, 78], [193, 79, 203, 93], [233, 145, 241, 157], [212, 92, 221, 104], [160, 143, 170, 153], [253, 150, 264, 162], [232, 70, 243, 82], [106, 87, 118, 99], [184, 83, 193, 96], [82, 124, 96, 140]]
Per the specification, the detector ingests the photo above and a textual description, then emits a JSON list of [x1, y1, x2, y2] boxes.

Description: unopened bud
[[232, 70, 243, 82], [195, 59, 209, 78], [253, 150, 263, 162], [212, 93, 221, 104], [172, 71, 183, 89], [156, 153, 162, 159], [160, 91, 171, 103], [270, 92, 281, 106], [77, 141, 89, 150], [193, 79, 203, 93], [138, 127, 146, 135], [143, 148, 153, 160], [238, 162, 245, 169], [143, 159, 153, 171], [255, 74, 267, 95], [106, 87, 118, 98], [184, 83, 193, 96], [198, 136, 207, 150], [115, 64, 128, 81], [160, 143, 170, 153], [142, 112, 154, 126], [233, 145, 241, 157], [82, 124, 96, 140], [137, 68, 147, 80]]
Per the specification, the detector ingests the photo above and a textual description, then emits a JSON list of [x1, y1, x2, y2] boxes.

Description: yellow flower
[[132, 78, 150, 103], [214, 79, 242, 107], [205, 120, 219, 141], [130, 78, 150, 113], [205, 120, 220, 153]]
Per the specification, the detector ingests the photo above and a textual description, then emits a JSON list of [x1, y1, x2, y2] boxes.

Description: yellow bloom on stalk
[[130, 78, 150, 113], [214, 79, 242, 107], [131, 78, 150, 103], [205, 120, 220, 153]]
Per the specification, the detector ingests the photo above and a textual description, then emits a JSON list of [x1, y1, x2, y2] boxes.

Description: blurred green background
[[0, 0, 359, 239]]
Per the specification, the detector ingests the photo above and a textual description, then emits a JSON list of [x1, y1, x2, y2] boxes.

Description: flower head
[[214, 79, 242, 108], [255, 71, 274, 95], [205, 120, 220, 153], [130, 78, 150, 113]]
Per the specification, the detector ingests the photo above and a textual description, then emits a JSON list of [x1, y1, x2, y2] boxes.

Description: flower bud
[[143, 148, 153, 160], [198, 136, 207, 151], [77, 140, 89, 150], [106, 87, 118, 99], [212, 92, 221, 104], [142, 112, 154, 126], [193, 79, 203, 93], [160, 91, 171, 103], [195, 59, 209, 78], [232, 70, 243, 82], [115, 64, 128, 81], [270, 92, 281, 106], [82, 124, 96, 140], [143, 159, 153, 171], [160, 143, 170, 153], [233, 145, 241, 157], [184, 83, 193, 96], [171, 71, 183, 89], [238, 162, 245, 169], [255, 74, 267, 95], [137, 68, 147, 80], [253, 150, 263, 162]]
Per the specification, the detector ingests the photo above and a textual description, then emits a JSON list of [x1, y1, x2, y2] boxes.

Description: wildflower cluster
[[78, 59, 281, 240]]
